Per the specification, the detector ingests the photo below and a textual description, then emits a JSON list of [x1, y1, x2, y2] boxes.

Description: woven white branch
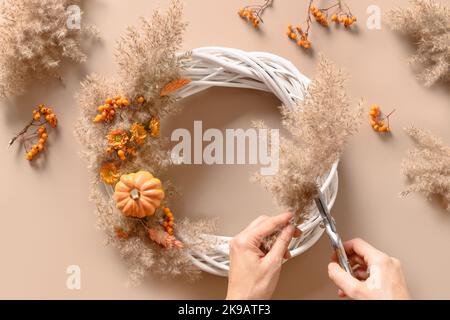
[[172, 47, 339, 277]]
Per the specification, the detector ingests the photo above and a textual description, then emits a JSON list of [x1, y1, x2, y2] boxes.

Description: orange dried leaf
[[160, 78, 191, 97], [115, 227, 129, 240]]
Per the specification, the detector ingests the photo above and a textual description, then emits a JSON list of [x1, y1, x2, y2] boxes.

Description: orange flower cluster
[[162, 207, 175, 235], [286, 24, 311, 49], [149, 117, 160, 137], [105, 119, 159, 162], [369, 104, 395, 133], [100, 162, 120, 185], [106, 129, 136, 161], [93, 96, 130, 123]]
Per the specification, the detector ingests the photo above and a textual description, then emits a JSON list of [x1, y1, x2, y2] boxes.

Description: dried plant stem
[[9, 119, 34, 147]]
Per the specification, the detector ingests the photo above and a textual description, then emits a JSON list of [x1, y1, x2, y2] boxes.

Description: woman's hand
[[328, 238, 410, 300], [226, 212, 301, 300]]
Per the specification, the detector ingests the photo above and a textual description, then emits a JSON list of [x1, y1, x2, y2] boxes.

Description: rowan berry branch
[[238, 0, 273, 27], [9, 104, 58, 161], [286, 0, 356, 49], [8, 119, 34, 147]]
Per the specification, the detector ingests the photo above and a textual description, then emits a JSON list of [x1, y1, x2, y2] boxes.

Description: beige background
[[0, 0, 449, 299]]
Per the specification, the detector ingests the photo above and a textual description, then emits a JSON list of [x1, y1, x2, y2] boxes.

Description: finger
[[253, 212, 294, 238], [266, 225, 295, 262], [331, 252, 366, 267], [349, 254, 366, 268], [328, 262, 362, 299], [343, 238, 384, 265], [246, 215, 269, 231], [338, 289, 346, 298], [284, 250, 292, 260], [352, 268, 369, 281], [293, 227, 302, 238]]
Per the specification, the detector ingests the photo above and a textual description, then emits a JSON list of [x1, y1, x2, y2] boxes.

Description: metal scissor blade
[[315, 191, 353, 275]]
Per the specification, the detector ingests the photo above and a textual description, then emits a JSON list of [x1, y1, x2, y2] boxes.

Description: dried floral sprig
[[255, 56, 363, 223], [387, 0, 450, 87], [75, 0, 215, 283], [0, 0, 98, 98], [160, 78, 191, 97], [9, 104, 58, 161], [369, 104, 396, 133], [287, 0, 356, 49], [401, 127, 450, 212], [104, 119, 159, 162], [238, 0, 273, 28]]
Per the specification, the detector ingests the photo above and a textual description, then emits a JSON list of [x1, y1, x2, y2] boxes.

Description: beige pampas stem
[[256, 56, 363, 251], [0, 0, 98, 98], [256, 56, 363, 223], [401, 127, 450, 211], [387, 0, 450, 87]]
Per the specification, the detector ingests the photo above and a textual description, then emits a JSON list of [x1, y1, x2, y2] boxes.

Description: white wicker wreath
[[170, 47, 339, 277]]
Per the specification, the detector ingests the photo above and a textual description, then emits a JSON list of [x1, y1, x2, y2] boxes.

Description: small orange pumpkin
[[114, 171, 165, 218]]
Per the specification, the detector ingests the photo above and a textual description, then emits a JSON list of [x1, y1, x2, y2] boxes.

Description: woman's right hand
[[327, 238, 410, 300]]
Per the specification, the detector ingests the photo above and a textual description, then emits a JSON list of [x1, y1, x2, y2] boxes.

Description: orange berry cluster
[[331, 14, 356, 27], [286, 24, 311, 49], [238, 7, 260, 28], [369, 105, 391, 133], [162, 207, 175, 235], [93, 96, 130, 123], [33, 104, 57, 128], [310, 5, 329, 27], [287, 1, 357, 50], [26, 126, 48, 161]]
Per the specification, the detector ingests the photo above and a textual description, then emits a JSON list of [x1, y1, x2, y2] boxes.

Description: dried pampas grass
[[0, 0, 98, 98], [75, 0, 215, 283], [387, 0, 450, 87], [256, 56, 363, 223], [401, 127, 450, 212]]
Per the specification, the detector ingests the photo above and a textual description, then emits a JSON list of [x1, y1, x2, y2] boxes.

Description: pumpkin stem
[[130, 188, 140, 200]]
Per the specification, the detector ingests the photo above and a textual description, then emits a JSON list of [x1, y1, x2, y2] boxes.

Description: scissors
[[314, 190, 353, 275]]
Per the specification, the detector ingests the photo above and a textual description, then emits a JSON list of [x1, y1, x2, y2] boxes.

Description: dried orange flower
[[149, 117, 160, 137], [130, 123, 147, 145], [160, 78, 191, 97], [107, 130, 129, 149], [100, 162, 120, 185]]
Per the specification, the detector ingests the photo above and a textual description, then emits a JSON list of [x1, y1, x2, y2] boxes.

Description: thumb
[[328, 262, 362, 299]]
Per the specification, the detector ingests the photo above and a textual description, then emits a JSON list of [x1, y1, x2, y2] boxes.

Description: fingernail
[[286, 224, 295, 233]]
